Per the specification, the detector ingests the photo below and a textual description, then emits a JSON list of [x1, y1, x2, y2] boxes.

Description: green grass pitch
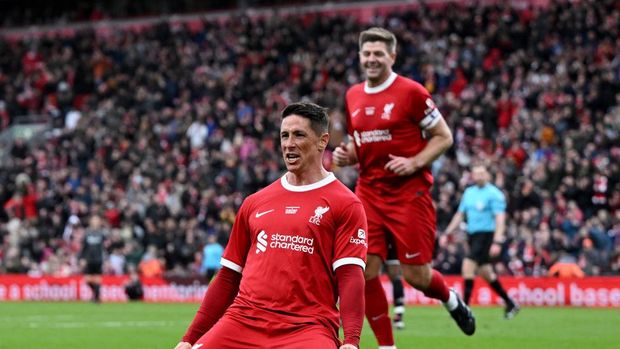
[[0, 302, 617, 348]]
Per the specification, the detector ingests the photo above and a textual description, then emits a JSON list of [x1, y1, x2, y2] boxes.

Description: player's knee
[[406, 276, 428, 290], [462, 271, 476, 279], [364, 255, 383, 280], [479, 265, 495, 281], [402, 265, 431, 290], [461, 259, 477, 276], [364, 267, 381, 280], [386, 267, 400, 280]]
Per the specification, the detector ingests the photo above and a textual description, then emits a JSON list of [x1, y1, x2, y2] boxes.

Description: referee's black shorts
[[84, 261, 103, 275], [466, 232, 494, 264]]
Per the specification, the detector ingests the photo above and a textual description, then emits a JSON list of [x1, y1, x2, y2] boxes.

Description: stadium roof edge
[[0, 0, 548, 40]]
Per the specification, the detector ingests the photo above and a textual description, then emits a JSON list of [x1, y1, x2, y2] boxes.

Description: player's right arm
[[444, 211, 464, 235], [445, 190, 467, 234], [334, 97, 359, 167], [175, 201, 253, 347], [174, 266, 241, 348], [333, 141, 358, 167]]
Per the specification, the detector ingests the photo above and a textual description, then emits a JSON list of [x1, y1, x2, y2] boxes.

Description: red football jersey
[[345, 72, 443, 192], [221, 173, 368, 337]]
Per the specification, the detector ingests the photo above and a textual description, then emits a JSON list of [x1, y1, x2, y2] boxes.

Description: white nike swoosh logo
[[371, 314, 385, 321], [191, 344, 203, 349], [255, 209, 275, 218], [405, 252, 421, 259]]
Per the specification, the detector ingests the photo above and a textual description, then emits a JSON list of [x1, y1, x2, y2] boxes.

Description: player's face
[[280, 115, 327, 175], [359, 41, 395, 85], [90, 215, 102, 229]]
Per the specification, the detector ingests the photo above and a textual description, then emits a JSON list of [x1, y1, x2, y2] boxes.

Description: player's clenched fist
[[333, 142, 357, 167], [173, 341, 191, 349]]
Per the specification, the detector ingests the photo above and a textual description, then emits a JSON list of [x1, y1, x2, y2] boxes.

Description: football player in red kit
[[175, 102, 368, 349], [333, 27, 476, 348]]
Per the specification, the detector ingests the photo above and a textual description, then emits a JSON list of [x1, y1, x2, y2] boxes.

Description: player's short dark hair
[[359, 27, 397, 54], [471, 162, 487, 171], [281, 102, 329, 135]]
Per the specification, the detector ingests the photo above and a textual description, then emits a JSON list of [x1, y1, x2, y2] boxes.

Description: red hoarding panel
[[0, 275, 207, 302], [381, 276, 620, 308], [0, 275, 618, 307]]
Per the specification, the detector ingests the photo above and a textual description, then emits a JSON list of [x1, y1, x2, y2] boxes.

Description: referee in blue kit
[[445, 164, 519, 319]]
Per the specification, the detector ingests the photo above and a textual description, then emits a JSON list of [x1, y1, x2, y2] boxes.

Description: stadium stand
[[0, 0, 618, 279]]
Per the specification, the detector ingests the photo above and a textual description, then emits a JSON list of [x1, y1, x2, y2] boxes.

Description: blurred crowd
[[0, 0, 619, 279], [0, 0, 365, 28]]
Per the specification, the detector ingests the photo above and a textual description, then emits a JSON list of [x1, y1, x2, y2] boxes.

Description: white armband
[[419, 108, 443, 130]]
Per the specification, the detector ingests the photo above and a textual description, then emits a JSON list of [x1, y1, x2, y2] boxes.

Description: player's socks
[[463, 278, 474, 305], [86, 282, 95, 300], [392, 277, 405, 329], [422, 269, 451, 305], [489, 279, 513, 307], [392, 277, 404, 308], [443, 288, 459, 311], [393, 307, 405, 330], [365, 277, 395, 346], [93, 283, 101, 302], [392, 277, 405, 307]]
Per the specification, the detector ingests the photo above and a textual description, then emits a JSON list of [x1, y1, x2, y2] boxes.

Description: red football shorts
[[356, 184, 436, 265], [194, 314, 340, 349]]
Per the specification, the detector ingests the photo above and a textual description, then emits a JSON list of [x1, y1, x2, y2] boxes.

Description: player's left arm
[[336, 264, 365, 348], [489, 212, 506, 257], [333, 201, 367, 348], [490, 190, 507, 257], [385, 117, 453, 176]]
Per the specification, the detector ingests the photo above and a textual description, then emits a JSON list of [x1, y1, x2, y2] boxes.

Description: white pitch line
[[0, 314, 79, 322], [27, 320, 183, 329]]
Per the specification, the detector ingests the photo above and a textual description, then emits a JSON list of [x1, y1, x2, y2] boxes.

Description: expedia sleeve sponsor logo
[[349, 236, 367, 247], [349, 228, 368, 247], [357, 229, 366, 239]]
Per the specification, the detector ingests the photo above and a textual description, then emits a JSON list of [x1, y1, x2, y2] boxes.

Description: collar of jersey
[[364, 72, 398, 94], [280, 172, 337, 192]]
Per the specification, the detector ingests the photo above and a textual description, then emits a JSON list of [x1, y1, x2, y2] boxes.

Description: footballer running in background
[[333, 27, 475, 348], [80, 214, 106, 303]]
